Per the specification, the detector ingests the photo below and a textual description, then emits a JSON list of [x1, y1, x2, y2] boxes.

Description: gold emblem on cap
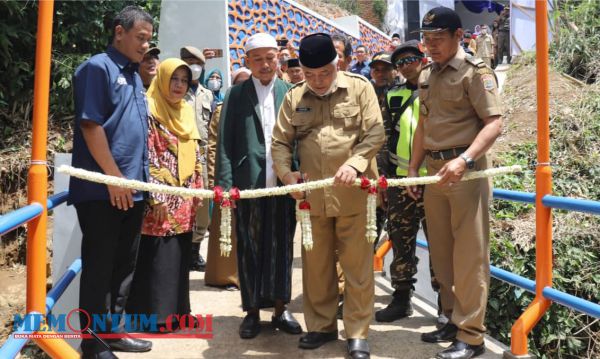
[[423, 13, 435, 26]]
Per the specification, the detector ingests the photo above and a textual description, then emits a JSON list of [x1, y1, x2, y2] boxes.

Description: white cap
[[244, 33, 278, 53]]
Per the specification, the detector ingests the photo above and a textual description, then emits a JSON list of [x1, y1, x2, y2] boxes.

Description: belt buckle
[[439, 151, 445, 160]]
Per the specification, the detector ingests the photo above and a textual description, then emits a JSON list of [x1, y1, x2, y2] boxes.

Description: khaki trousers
[[193, 198, 210, 243], [302, 213, 374, 339], [423, 156, 491, 345]]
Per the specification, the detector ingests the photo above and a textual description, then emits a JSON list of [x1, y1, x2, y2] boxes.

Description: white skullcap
[[244, 33, 278, 53]]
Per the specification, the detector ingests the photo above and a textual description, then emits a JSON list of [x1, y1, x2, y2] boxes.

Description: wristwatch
[[460, 153, 475, 169]]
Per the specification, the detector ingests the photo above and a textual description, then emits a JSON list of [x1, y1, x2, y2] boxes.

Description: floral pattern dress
[[141, 116, 203, 237]]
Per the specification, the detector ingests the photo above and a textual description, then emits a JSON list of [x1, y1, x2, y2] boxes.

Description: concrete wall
[[158, 0, 232, 89]]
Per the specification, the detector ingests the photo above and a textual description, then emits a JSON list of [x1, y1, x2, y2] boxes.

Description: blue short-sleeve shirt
[[68, 46, 149, 204]]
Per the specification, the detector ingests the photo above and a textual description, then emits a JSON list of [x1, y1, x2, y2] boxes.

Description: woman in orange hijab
[[128, 58, 203, 331]]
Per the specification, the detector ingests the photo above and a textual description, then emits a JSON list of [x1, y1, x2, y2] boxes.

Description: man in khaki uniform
[[407, 7, 503, 359], [181, 46, 214, 271], [272, 33, 385, 359], [475, 25, 495, 67]]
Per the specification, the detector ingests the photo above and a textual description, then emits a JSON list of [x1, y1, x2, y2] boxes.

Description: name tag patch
[[295, 107, 311, 112]]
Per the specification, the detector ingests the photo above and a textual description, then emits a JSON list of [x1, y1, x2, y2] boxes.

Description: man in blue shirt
[[349, 45, 371, 79], [69, 6, 153, 358]]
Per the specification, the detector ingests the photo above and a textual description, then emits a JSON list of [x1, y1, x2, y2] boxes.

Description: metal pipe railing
[[0, 258, 82, 358], [0, 192, 69, 237]]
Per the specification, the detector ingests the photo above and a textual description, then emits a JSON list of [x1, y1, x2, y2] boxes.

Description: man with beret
[[407, 7, 503, 359], [139, 46, 159, 89], [180, 45, 214, 272], [272, 33, 385, 359], [374, 41, 435, 323], [216, 32, 300, 339], [285, 58, 304, 84]]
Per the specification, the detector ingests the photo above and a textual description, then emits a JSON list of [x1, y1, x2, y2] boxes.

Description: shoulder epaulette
[[290, 80, 305, 89], [465, 55, 486, 68], [344, 71, 370, 83]]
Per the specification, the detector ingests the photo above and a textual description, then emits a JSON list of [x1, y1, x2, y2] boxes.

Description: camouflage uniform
[[377, 82, 438, 292]]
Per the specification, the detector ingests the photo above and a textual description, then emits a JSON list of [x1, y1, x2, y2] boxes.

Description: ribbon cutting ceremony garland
[[58, 165, 522, 256]]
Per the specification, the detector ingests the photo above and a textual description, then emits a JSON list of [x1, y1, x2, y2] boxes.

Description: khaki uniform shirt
[[418, 47, 502, 151], [476, 34, 494, 59], [207, 104, 222, 188], [272, 71, 385, 217], [185, 84, 214, 147]]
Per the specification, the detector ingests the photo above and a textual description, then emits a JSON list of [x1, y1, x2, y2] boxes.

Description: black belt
[[427, 146, 469, 160]]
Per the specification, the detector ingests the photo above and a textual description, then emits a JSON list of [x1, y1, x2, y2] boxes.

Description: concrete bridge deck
[[119, 231, 506, 359]]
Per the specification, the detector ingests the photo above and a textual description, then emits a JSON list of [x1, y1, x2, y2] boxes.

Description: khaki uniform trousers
[[423, 156, 491, 345], [302, 212, 374, 339]]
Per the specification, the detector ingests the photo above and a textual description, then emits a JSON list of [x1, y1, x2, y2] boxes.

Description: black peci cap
[[418, 6, 462, 32], [391, 40, 425, 64], [299, 33, 337, 69], [369, 52, 393, 67], [392, 33, 401, 39], [286, 58, 300, 68]]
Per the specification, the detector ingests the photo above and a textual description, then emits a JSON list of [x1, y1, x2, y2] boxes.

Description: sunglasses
[[395, 56, 421, 67]]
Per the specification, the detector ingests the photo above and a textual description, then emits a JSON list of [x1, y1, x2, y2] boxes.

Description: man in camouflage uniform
[[372, 42, 431, 323], [181, 46, 214, 271]]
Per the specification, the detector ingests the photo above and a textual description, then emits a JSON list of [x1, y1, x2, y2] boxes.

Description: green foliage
[[0, 0, 161, 126], [550, 0, 600, 83], [372, 0, 387, 25], [489, 82, 600, 357]]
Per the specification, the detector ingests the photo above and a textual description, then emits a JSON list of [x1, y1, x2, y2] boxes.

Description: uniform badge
[[481, 74, 496, 91], [295, 107, 311, 112], [423, 13, 435, 25], [117, 76, 127, 85]]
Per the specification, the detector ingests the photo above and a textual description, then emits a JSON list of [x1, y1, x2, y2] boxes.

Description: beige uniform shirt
[[185, 84, 214, 147], [419, 47, 502, 150], [271, 71, 385, 217], [476, 33, 494, 59], [207, 104, 222, 188]]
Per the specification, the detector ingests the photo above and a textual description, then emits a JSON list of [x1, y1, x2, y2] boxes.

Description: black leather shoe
[[239, 312, 261, 339], [272, 310, 302, 334], [107, 337, 152, 352], [298, 331, 338, 349], [436, 340, 485, 359], [190, 254, 206, 272], [421, 323, 458, 343], [81, 349, 119, 359], [347, 338, 370, 359]]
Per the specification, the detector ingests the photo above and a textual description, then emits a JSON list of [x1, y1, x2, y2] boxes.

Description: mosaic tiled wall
[[228, 0, 390, 70]]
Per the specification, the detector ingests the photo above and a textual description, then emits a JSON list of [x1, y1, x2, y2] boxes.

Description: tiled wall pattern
[[228, 0, 390, 70]]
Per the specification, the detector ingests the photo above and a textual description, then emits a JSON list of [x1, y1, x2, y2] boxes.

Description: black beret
[[299, 33, 337, 69], [391, 40, 425, 64], [419, 6, 462, 32], [286, 58, 300, 68]]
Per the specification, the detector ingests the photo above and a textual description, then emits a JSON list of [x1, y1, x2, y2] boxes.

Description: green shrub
[[489, 82, 600, 357]]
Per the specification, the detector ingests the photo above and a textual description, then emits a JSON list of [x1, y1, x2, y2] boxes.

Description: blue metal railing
[[0, 258, 82, 358], [1, 188, 599, 358], [0, 191, 69, 236]]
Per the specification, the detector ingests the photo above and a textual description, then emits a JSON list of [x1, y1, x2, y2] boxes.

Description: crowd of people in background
[[70, 4, 504, 359]]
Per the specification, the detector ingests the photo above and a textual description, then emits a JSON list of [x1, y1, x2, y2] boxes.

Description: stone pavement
[[119, 228, 506, 359]]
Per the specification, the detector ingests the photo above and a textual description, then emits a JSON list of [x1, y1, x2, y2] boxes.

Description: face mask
[[190, 64, 203, 81], [207, 78, 222, 91]]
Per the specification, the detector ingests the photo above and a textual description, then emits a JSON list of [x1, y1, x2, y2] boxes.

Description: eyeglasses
[[395, 56, 421, 67]]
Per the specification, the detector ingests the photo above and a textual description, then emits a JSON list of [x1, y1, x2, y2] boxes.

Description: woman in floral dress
[[128, 58, 203, 331]]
